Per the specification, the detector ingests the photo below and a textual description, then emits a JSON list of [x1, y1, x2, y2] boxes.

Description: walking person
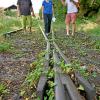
[[17, 0, 35, 33], [42, 0, 54, 36], [61, 0, 80, 36]]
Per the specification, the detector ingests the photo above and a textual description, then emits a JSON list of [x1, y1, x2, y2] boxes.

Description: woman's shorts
[[65, 13, 77, 24]]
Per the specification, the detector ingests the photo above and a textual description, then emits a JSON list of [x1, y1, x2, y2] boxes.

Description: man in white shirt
[[61, 0, 80, 36]]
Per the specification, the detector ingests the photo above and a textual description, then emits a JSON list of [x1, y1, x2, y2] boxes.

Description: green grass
[[4, 10, 17, 17], [77, 16, 100, 36], [0, 83, 8, 95], [0, 17, 21, 34], [87, 26, 100, 36], [0, 42, 11, 52]]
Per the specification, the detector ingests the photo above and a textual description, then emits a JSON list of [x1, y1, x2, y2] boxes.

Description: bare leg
[[66, 24, 70, 35], [65, 14, 70, 36], [22, 16, 27, 33], [29, 27, 31, 33], [28, 15, 32, 33], [71, 13, 77, 36], [72, 22, 76, 36]]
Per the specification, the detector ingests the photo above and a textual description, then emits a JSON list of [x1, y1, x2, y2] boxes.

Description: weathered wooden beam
[[60, 74, 82, 100], [53, 50, 70, 100], [37, 74, 48, 100], [55, 72, 68, 100], [75, 71, 96, 100]]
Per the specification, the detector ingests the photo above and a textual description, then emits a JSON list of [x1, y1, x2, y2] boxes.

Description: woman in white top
[[61, 0, 80, 36]]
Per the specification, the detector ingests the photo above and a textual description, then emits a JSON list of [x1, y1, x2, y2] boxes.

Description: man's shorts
[[21, 15, 32, 28], [65, 13, 77, 24]]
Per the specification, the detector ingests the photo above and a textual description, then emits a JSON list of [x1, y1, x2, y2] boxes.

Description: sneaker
[[66, 33, 69, 36], [71, 33, 74, 36], [45, 33, 48, 36]]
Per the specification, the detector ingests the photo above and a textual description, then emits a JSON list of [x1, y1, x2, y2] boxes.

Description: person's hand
[[70, 0, 73, 2], [42, 14, 44, 19], [32, 12, 35, 17], [17, 12, 20, 17], [52, 16, 56, 22]]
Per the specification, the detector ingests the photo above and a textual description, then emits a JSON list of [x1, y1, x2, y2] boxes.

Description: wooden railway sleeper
[[75, 71, 96, 100]]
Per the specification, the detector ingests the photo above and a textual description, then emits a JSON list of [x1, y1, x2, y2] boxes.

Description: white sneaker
[[45, 33, 48, 36], [52, 17, 56, 22]]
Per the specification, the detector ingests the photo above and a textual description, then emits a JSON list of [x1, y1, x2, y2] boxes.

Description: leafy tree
[[53, 0, 100, 18]]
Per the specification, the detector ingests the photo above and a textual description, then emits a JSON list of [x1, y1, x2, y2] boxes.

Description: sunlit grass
[[77, 17, 100, 36], [0, 16, 21, 35]]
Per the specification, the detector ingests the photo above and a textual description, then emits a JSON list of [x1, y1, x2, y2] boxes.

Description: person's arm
[[31, 7, 35, 17], [30, 0, 35, 16], [42, 6, 44, 19], [61, 0, 67, 6], [17, 5, 20, 17], [52, 6, 54, 17], [17, 0, 20, 17], [41, 1, 45, 19], [71, 0, 80, 8], [52, 3, 54, 17]]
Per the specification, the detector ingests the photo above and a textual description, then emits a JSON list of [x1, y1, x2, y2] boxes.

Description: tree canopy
[[53, 0, 100, 19]]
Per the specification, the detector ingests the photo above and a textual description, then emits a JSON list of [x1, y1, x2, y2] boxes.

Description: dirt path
[[0, 30, 45, 100]]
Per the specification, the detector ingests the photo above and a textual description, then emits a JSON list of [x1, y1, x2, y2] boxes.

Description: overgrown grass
[[77, 16, 100, 36], [0, 17, 21, 34]]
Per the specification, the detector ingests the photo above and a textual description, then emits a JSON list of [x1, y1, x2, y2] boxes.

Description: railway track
[[0, 27, 45, 100], [36, 24, 99, 100], [0, 22, 99, 100]]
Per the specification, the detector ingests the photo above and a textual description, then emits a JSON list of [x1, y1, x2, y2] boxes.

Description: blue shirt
[[17, 0, 32, 15], [42, 0, 53, 14]]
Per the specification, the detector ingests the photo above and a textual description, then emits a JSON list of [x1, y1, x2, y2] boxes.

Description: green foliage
[[92, 72, 97, 78], [45, 80, 55, 100], [22, 51, 55, 99], [52, 0, 100, 19], [47, 70, 54, 79], [0, 83, 8, 95], [60, 60, 73, 73], [71, 60, 95, 79], [46, 86, 54, 100], [20, 52, 46, 99], [24, 54, 45, 87], [4, 10, 17, 17], [53, 0, 66, 21], [0, 42, 11, 52], [60, 59, 90, 79], [0, 17, 21, 34]]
